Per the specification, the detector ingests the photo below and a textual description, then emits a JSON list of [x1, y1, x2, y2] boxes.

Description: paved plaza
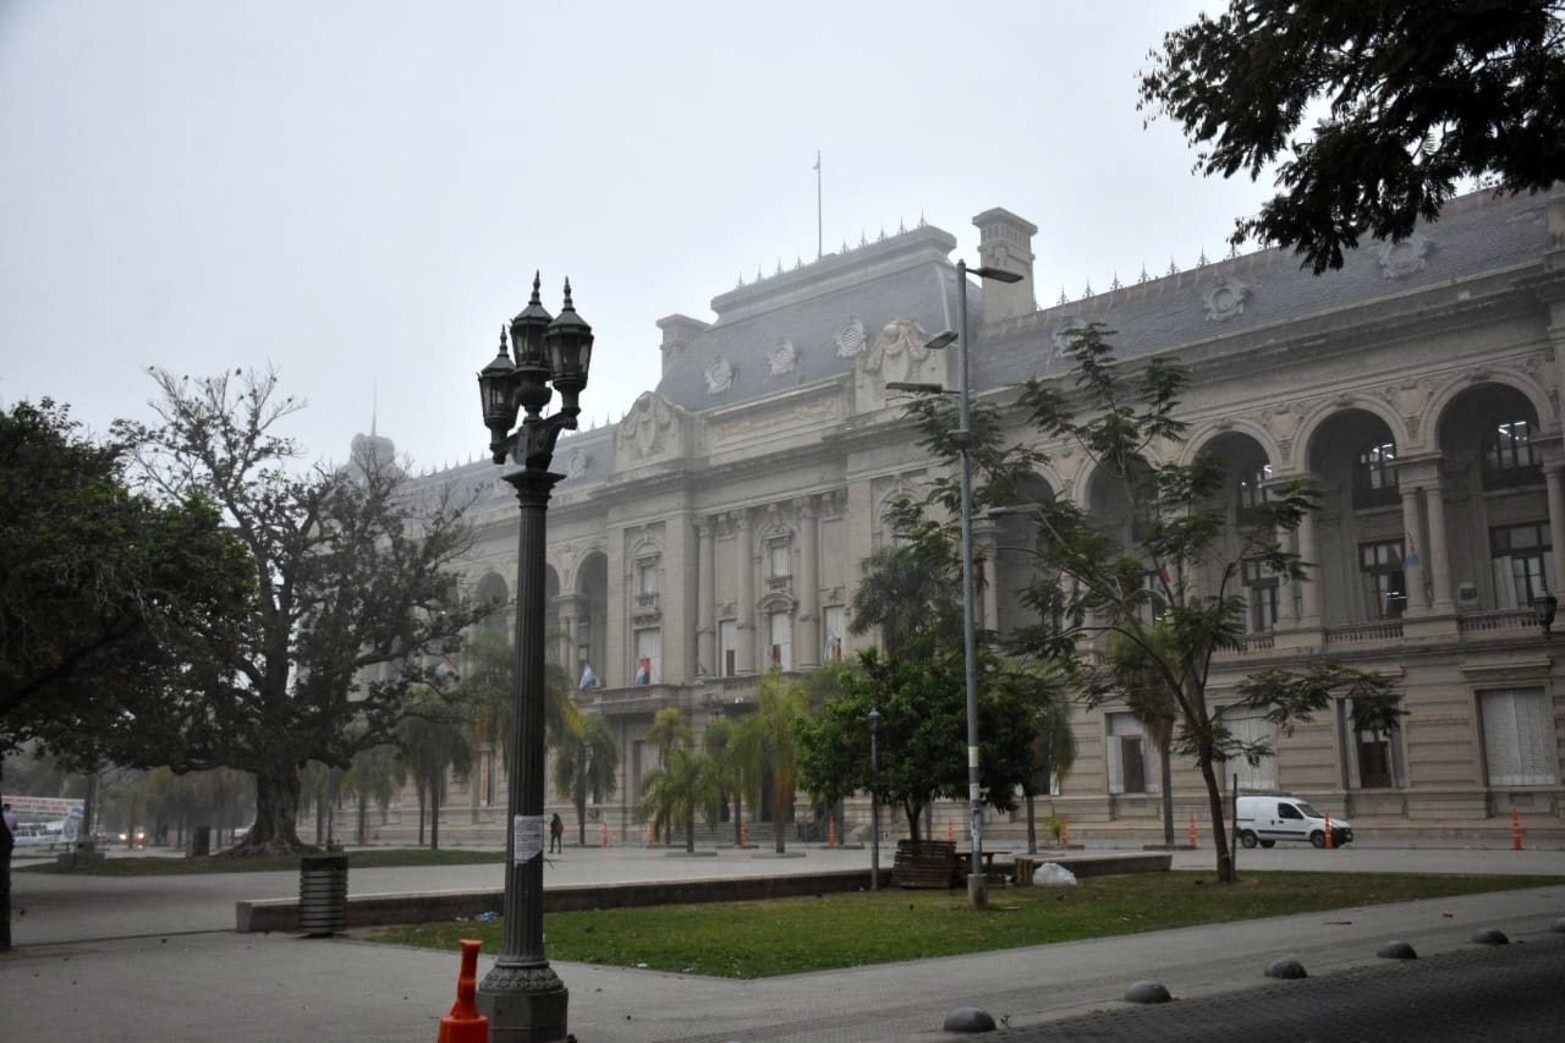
[[3, 842, 1563, 1041]]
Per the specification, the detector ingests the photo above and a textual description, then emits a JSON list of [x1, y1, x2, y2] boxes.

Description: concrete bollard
[[437, 939, 489, 1043], [1188, 812, 1197, 849], [1324, 814, 1334, 850], [1512, 808, 1524, 851]]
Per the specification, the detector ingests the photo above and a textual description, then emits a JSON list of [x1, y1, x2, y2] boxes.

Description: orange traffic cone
[[437, 939, 489, 1043]]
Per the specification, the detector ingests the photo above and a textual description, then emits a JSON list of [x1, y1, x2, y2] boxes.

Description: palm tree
[[732, 670, 810, 854], [342, 742, 405, 846], [849, 538, 962, 658], [1107, 623, 1181, 848], [462, 628, 581, 778], [636, 746, 722, 853], [702, 716, 754, 847], [299, 760, 347, 848], [644, 707, 692, 844], [1004, 663, 1078, 854], [551, 714, 618, 847], [394, 686, 474, 851]]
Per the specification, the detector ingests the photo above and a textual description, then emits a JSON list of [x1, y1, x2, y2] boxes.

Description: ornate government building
[[396, 186, 1565, 847]]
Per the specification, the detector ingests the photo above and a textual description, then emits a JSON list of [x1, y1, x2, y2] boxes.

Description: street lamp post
[[475, 273, 593, 1043], [887, 259, 1021, 909], [868, 707, 882, 891]]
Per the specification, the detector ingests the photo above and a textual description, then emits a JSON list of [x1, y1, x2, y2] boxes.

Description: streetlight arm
[[505, 409, 579, 474]]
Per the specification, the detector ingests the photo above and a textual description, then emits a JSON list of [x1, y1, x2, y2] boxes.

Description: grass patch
[[16, 847, 506, 876], [372, 871, 1564, 978]]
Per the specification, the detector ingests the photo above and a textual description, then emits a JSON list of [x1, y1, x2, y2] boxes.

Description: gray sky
[[1, 1, 1270, 472]]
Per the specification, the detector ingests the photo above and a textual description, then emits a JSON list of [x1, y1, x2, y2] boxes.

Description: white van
[[1235, 795, 1353, 849]]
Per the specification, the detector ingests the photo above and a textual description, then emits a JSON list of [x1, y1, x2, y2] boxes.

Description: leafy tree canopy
[[908, 325, 1400, 880], [113, 368, 483, 854], [1140, 0, 1565, 272], [796, 652, 1037, 842], [0, 399, 250, 769]]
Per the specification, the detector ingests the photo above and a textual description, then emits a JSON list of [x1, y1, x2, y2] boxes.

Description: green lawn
[[373, 871, 1564, 978], [16, 847, 505, 876]]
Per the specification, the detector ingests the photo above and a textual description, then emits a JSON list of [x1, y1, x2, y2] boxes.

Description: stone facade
[[377, 188, 1565, 848]]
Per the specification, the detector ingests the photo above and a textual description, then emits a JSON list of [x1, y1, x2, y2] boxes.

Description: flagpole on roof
[[814, 150, 822, 260]]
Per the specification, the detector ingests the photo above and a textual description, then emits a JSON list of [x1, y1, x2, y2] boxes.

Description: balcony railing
[[1457, 607, 1538, 638], [1323, 620, 1404, 646]]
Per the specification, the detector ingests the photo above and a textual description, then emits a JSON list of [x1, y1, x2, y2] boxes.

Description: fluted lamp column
[[475, 273, 593, 1043]]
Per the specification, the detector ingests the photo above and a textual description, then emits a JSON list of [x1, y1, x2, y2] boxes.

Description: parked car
[[1236, 795, 1353, 849]]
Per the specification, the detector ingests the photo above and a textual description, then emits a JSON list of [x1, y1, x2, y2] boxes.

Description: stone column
[[696, 519, 716, 676], [1298, 511, 1322, 626], [799, 501, 821, 669], [1275, 525, 1299, 625], [555, 599, 576, 675], [981, 534, 1000, 635], [1425, 474, 1454, 613], [735, 512, 755, 673], [1547, 466, 1565, 600], [1400, 487, 1429, 613]]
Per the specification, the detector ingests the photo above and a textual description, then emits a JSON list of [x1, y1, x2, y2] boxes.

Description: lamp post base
[[966, 873, 989, 909], [476, 962, 569, 1043]]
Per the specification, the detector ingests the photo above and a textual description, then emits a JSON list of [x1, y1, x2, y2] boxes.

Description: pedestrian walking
[[549, 812, 564, 853]]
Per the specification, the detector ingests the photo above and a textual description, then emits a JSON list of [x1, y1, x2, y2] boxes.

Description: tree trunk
[[732, 794, 743, 847], [314, 786, 326, 847], [1160, 738, 1175, 848], [430, 776, 441, 852], [231, 766, 305, 855], [1198, 751, 1234, 882], [1, 762, 14, 952], [905, 800, 923, 842], [773, 790, 786, 854], [1025, 792, 1038, 855], [416, 782, 426, 847], [356, 796, 368, 846], [576, 745, 588, 848], [686, 811, 696, 853]]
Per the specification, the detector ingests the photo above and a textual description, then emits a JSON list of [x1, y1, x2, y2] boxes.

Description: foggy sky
[[0, 1, 1271, 472]]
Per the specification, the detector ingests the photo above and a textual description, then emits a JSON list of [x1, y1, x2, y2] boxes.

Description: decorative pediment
[[614, 391, 689, 465], [854, 319, 950, 414]]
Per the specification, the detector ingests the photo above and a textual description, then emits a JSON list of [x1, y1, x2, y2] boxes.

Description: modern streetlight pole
[[868, 707, 881, 891], [888, 258, 1020, 909], [476, 273, 593, 1043]]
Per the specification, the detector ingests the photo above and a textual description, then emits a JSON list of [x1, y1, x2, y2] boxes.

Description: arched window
[[1352, 441, 1398, 508], [1482, 418, 1542, 489]]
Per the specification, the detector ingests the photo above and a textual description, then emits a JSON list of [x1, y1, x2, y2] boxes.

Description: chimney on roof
[[656, 314, 711, 375], [972, 207, 1038, 324]]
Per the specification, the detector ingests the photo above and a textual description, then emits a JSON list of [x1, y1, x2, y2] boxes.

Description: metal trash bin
[[299, 852, 349, 937], [1013, 856, 1036, 887]]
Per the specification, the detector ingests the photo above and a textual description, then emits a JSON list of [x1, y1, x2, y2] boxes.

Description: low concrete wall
[[235, 853, 1170, 934]]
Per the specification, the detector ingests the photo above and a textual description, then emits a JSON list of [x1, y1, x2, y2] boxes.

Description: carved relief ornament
[[616, 392, 678, 461]]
